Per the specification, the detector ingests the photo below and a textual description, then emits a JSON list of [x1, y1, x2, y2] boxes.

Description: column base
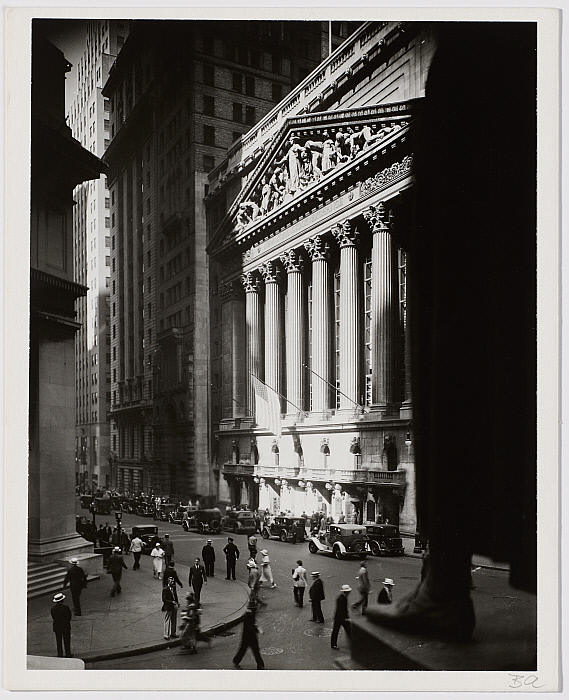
[[28, 533, 95, 565], [369, 403, 401, 419], [399, 400, 413, 420]]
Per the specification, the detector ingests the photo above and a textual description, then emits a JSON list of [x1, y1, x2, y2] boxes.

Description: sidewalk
[[27, 559, 250, 664]]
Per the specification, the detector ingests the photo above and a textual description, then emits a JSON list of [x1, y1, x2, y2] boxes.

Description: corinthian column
[[304, 235, 330, 412], [259, 261, 282, 403], [219, 280, 246, 419], [280, 249, 304, 414], [363, 203, 395, 409], [241, 271, 263, 415], [332, 219, 360, 410]]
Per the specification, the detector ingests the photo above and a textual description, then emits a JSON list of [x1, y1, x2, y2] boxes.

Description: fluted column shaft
[[242, 272, 263, 415], [333, 221, 360, 410], [365, 203, 395, 407], [280, 250, 304, 413], [260, 262, 282, 400], [305, 236, 330, 412]]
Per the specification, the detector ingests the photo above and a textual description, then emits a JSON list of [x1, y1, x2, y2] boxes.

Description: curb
[[403, 551, 510, 572], [80, 590, 250, 664]]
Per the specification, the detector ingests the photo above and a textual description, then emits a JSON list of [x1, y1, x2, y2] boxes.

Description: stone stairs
[[27, 561, 68, 599]]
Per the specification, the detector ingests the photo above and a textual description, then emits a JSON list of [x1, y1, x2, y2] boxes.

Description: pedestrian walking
[[352, 560, 371, 614], [259, 549, 276, 588], [63, 557, 87, 616], [162, 561, 183, 588], [248, 533, 258, 559], [188, 557, 207, 605], [103, 522, 112, 543], [162, 576, 180, 640], [377, 578, 394, 604], [247, 558, 267, 607], [50, 593, 72, 658], [232, 602, 265, 669], [120, 529, 131, 554], [331, 584, 352, 650], [111, 527, 121, 548], [97, 524, 107, 547], [107, 546, 128, 596], [292, 560, 308, 608], [162, 534, 175, 567], [180, 592, 211, 653], [309, 571, 325, 623], [129, 534, 143, 570], [150, 542, 165, 579], [223, 537, 239, 580], [202, 539, 216, 577]]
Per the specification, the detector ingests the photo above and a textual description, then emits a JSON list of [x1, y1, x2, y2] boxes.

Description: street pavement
[[29, 510, 529, 670]]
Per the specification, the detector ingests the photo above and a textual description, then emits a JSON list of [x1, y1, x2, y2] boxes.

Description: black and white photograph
[[4, 5, 561, 693]]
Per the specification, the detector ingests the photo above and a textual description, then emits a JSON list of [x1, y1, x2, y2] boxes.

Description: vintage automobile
[[91, 492, 112, 515], [308, 523, 369, 559], [221, 510, 256, 536], [364, 523, 405, 556], [262, 516, 306, 543], [135, 501, 155, 517], [166, 506, 188, 524], [153, 502, 176, 521], [79, 494, 93, 510], [131, 525, 161, 555], [182, 508, 223, 534]]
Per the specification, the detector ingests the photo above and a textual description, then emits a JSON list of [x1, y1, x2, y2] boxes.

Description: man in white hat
[[331, 584, 352, 650], [107, 546, 128, 596], [202, 539, 216, 577], [50, 593, 72, 657], [377, 578, 395, 605], [63, 557, 88, 615]]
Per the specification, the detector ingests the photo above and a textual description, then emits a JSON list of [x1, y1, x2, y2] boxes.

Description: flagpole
[[302, 363, 362, 411], [210, 383, 254, 416], [252, 375, 307, 417]]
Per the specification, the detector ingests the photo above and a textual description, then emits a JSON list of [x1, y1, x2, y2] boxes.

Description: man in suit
[[377, 578, 394, 605], [162, 534, 175, 567], [351, 560, 371, 615], [107, 546, 128, 596], [50, 593, 72, 657], [309, 571, 325, 623], [188, 557, 207, 605], [223, 537, 239, 580], [162, 560, 183, 589], [331, 584, 352, 650], [162, 576, 180, 640], [63, 558, 88, 616], [232, 602, 265, 669], [202, 539, 216, 577]]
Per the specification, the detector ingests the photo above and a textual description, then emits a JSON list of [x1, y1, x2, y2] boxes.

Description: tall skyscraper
[[102, 20, 353, 501], [69, 20, 130, 492]]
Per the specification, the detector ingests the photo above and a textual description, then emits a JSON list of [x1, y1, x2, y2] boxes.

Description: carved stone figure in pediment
[[276, 136, 303, 196], [236, 201, 260, 230]]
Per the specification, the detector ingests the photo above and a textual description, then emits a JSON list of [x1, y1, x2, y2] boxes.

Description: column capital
[[219, 279, 243, 303], [332, 219, 359, 248], [304, 235, 330, 261], [259, 261, 280, 284], [280, 249, 304, 274], [241, 271, 261, 294], [363, 202, 390, 234]]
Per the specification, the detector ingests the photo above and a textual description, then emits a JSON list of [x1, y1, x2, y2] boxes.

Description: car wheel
[[308, 541, 318, 554], [210, 520, 220, 531], [370, 541, 381, 557], [262, 529, 270, 539], [333, 546, 343, 560], [279, 530, 288, 543]]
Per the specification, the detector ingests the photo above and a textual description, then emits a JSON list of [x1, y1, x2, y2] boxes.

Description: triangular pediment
[[210, 99, 421, 258]]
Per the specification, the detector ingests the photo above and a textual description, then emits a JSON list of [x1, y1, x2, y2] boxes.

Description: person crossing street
[[202, 539, 216, 577], [188, 557, 207, 605], [63, 558, 87, 616], [107, 546, 128, 597]]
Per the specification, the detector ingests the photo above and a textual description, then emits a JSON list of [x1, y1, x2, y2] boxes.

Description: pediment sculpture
[[234, 120, 408, 232]]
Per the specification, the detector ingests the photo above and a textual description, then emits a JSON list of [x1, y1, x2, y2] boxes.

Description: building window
[[272, 82, 282, 102], [203, 64, 214, 86], [204, 125, 215, 146], [232, 103, 243, 123], [245, 76, 255, 97], [203, 95, 215, 117], [203, 154, 215, 173], [232, 72, 242, 93], [245, 106, 256, 126]]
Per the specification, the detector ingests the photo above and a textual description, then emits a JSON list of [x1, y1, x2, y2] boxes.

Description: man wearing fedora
[[377, 578, 395, 605], [63, 557, 88, 616], [202, 539, 216, 577], [50, 593, 72, 658], [331, 584, 352, 650], [309, 572, 325, 623]]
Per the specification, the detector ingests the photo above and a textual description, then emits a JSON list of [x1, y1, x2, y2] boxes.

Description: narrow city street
[[84, 512, 530, 670]]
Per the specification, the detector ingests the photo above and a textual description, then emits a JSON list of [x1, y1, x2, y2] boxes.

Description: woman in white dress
[[259, 549, 276, 588], [150, 542, 165, 579]]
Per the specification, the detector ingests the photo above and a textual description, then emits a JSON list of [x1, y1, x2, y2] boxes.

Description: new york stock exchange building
[[207, 21, 437, 532]]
